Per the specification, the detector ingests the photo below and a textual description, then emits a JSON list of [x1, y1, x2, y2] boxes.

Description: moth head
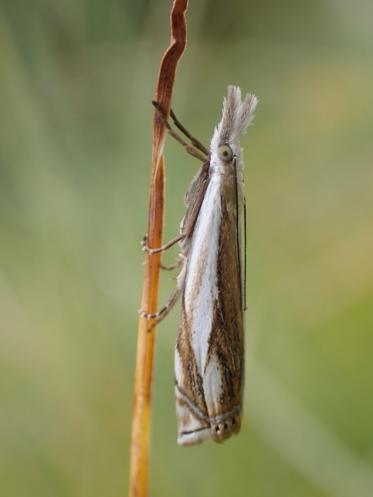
[[217, 144, 234, 163]]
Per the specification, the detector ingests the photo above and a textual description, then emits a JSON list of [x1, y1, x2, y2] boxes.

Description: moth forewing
[[174, 86, 258, 445]]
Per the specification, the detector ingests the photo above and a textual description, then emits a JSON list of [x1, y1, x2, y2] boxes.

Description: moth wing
[[175, 175, 244, 445], [175, 176, 220, 445], [202, 178, 245, 442], [175, 318, 211, 446], [179, 161, 210, 251], [184, 160, 209, 208]]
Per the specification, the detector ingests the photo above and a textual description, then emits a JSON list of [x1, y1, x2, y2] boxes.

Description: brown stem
[[128, 2, 188, 497]]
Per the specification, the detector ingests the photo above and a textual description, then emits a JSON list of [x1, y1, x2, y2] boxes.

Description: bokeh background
[[1, 1, 373, 496]]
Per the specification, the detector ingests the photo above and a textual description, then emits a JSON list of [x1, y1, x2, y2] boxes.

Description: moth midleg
[[141, 233, 185, 254], [169, 108, 209, 156], [152, 101, 208, 162]]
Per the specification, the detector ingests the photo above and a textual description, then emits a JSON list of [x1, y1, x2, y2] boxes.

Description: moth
[[142, 86, 258, 445]]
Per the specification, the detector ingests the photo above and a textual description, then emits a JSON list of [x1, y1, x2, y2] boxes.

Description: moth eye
[[218, 144, 233, 162]]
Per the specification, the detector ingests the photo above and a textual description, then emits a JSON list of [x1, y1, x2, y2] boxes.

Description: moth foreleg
[[141, 233, 185, 254], [169, 108, 209, 156], [152, 101, 208, 162]]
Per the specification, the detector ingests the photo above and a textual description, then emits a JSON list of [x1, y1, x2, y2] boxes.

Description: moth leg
[[152, 101, 208, 162], [138, 284, 183, 329], [138, 264, 186, 328], [141, 233, 185, 254], [160, 255, 183, 271], [169, 108, 209, 156]]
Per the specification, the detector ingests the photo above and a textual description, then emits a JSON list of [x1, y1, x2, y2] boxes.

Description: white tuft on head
[[211, 85, 258, 150], [235, 91, 258, 135]]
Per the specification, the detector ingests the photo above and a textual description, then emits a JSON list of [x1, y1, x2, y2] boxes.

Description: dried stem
[[128, 2, 188, 497]]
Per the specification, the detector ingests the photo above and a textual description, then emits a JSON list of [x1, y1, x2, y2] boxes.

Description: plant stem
[[128, 2, 188, 497]]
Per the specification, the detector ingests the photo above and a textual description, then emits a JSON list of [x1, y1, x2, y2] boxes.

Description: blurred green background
[[1, 1, 373, 496]]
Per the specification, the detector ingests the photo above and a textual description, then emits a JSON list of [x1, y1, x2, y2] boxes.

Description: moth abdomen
[[210, 412, 241, 443]]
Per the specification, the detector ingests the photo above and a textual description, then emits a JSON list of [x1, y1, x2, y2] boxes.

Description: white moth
[[143, 86, 257, 445]]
